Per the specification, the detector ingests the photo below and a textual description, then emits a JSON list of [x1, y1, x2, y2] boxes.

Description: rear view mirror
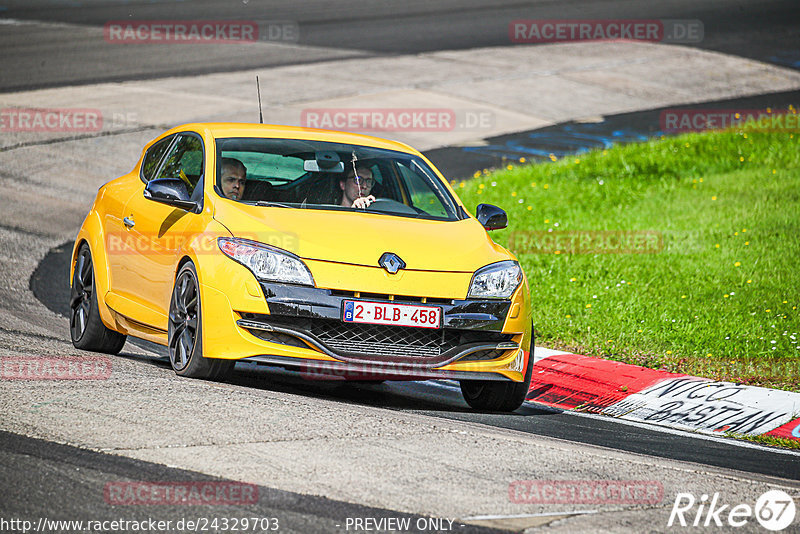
[[304, 151, 344, 172], [303, 160, 344, 172], [476, 203, 508, 231]]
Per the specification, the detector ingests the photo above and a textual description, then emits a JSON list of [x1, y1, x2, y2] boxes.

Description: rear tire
[[70, 243, 127, 354], [168, 262, 233, 380], [459, 326, 534, 412]]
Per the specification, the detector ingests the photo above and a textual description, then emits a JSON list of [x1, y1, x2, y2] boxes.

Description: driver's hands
[[352, 195, 376, 209]]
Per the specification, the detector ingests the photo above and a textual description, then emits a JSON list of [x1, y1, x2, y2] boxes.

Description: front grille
[[313, 319, 457, 359], [328, 290, 453, 305], [248, 328, 309, 349], [241, 313, 512, 365], [460, 348, 508, 361]]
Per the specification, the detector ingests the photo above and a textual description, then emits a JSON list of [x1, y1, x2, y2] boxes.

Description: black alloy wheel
[[168, 268, 199, 372], [69, 243, 126, 353], [70, 246, 93, 342], [168, 262, 232, 380]]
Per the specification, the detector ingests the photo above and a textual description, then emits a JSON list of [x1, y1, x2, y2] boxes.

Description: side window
[[141, 136, 173, 182], [157, 134, 203, 195], [396, 161, 448, 218], [361, 162, 399, 201]]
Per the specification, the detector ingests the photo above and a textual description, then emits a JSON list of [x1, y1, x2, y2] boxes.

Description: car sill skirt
[[239, 354, 515, 381]]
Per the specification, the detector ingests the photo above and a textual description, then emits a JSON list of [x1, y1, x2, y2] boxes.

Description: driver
[[219, 157, 247, 200], [340, 164, 375, 209]]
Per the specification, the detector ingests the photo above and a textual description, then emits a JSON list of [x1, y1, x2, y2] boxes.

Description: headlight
[[468, 260, 522, 299], [218, 237, 314, 286]]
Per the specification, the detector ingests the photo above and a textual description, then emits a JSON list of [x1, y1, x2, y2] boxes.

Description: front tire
[[70, 243, 127, 354], [459, 326, 534, 412], [168, 262, 232, 380]]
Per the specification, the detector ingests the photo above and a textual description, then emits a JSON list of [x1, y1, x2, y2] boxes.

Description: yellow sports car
[[70, 123, 533, 411]]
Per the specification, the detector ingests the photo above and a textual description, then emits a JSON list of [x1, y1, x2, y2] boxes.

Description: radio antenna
[[351, 151, 361, 191], [256, 76, 264, 124]]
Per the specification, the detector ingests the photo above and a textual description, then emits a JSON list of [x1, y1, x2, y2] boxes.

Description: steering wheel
[[365, 198, 420, 216]]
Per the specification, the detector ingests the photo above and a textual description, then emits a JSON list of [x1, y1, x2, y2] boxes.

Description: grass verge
[[455, 126, 800, 391], [724, 432, 800, 450]]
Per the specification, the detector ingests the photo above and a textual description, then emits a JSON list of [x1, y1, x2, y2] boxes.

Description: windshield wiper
[[255, 201, 295, 208]]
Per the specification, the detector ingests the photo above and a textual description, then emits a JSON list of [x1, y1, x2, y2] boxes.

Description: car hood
[[212, 201, 512, 272]]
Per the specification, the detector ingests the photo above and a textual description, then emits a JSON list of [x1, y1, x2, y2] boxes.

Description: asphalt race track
[[2, 1, 800, 532], [28, 244, 800, 482], [427, 88, 800, 179], [0, 0, 798, 91], [0, 431, 503, 534]]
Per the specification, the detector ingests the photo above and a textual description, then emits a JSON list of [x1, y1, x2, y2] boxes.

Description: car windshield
[[215, 137, 462, 221]]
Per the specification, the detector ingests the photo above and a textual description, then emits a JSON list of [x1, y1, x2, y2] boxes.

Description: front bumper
[[200, 279, 530, 382], [258, 282, 512, 330]]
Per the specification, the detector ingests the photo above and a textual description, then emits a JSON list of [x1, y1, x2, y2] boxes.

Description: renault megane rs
[[70, 123, 533, 411]]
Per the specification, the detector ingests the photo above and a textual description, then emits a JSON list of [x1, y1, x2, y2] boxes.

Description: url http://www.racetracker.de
[[0, 516, 281, 533]]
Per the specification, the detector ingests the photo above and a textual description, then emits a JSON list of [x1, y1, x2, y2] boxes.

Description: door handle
[[123, 216, 135, 229]]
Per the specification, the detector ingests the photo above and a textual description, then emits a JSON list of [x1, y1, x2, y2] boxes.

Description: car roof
[[165, 122, 421, 155]]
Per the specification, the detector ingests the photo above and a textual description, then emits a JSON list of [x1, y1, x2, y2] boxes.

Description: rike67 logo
[[668, 490, 796, 531]]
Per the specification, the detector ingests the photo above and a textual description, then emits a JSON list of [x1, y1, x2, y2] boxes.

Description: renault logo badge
[[378, 252, 405, 274]]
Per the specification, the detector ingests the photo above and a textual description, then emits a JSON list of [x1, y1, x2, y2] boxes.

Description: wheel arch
[[72, 211, 116, 329], [175, 255, 195, 280]]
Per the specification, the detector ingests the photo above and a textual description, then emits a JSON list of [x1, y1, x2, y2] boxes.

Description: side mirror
[[476, 203, 508, 231], [144, 178, 199, 212]]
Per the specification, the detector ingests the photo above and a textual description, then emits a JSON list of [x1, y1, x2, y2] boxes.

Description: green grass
[[455, 126, 800, 391], [724, 432, 800, 450]]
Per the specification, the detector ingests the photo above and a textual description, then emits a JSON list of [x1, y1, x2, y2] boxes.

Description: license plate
[[342, 300, 441, 329]]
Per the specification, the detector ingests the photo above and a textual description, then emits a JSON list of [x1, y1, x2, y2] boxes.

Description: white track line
[[533, 346, 575, 363], [462, 511, 598, 520]]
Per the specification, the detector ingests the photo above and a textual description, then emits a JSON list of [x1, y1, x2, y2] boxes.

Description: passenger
[[340, 165, 376, 208], [220, 157, 247, 200]]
